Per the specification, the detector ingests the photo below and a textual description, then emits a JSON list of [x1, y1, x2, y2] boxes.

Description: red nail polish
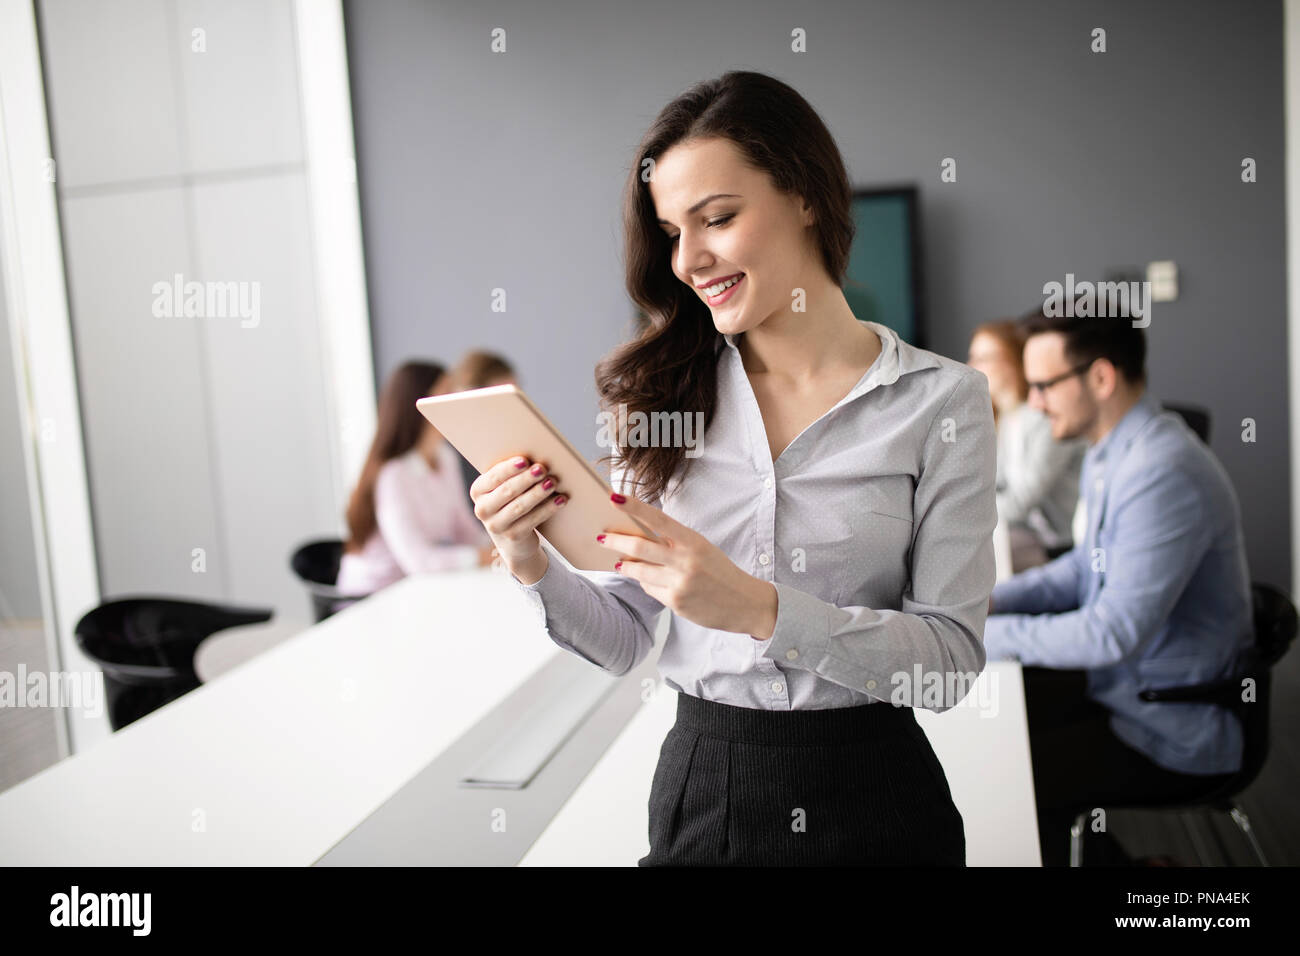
[[531, 464, 544, 476], [514, 458, 527, 468], [610, 493, 626, 504], [614, 560, 623, 571], [542, 478, 555, 490], [596, 534, 606, 543], [554, 495, 567, 506]]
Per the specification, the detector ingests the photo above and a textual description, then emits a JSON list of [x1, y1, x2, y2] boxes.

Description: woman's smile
[[704, 272, 745, 306]]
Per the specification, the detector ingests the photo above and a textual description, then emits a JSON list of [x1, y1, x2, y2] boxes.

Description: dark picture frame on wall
[[845, 185, 926, 350]]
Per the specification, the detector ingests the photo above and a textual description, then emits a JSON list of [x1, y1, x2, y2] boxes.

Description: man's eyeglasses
[[1025, 361, 1094, 396]]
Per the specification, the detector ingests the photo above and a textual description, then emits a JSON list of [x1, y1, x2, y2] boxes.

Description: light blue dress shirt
[[511, 321, 998, 713], [984, 393, 1254, 774]]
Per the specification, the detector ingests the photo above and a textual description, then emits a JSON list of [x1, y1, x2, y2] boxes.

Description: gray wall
[[344, 0, 1290, 590]]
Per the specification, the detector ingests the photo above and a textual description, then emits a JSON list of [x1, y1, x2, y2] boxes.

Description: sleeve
[[375, 464, 483, 572], [997, 410, 1084, 526], [757, 369, 998, 713], [511, 458, 667, 675], [981, 461, 1210, 668], [989, 547, 1084, 615]]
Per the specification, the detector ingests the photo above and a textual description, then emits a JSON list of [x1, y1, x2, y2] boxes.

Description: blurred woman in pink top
[[337, 352, 516, 595]]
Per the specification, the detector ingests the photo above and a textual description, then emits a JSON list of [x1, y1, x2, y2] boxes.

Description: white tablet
[[416, 384, 661, 573]]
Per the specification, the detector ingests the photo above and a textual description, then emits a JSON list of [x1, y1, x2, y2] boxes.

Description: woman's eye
[[668, 214, 733, 244]]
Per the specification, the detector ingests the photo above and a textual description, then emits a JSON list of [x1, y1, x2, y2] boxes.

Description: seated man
[[983, 310, 1254, 867]]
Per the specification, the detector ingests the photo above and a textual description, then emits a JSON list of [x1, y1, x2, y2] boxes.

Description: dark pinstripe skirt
[[638, 692, 965, 866]]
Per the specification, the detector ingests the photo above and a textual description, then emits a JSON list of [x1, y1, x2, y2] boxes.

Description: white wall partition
[[0, 0, 375, 761], [295, 0, 377, 506], [36, 0, 375, 633], [0, 0, 106, 754]]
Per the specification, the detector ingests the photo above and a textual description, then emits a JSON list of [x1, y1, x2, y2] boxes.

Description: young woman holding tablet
[[469, 71, 997, 865]]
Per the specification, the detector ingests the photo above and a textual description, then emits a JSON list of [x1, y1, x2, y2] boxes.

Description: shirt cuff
[[511, 564, 551, 632], [514, 557, 553, 590], [758, 582, 833, 671], [990, 577, 1030, 613], [510, 550, 575, 632], [982, 615, 1019, 661]]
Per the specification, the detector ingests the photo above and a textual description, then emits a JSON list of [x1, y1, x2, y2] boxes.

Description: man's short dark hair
[[1019, 302, 1147, 385]]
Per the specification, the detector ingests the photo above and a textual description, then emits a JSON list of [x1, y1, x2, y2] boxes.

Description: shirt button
[[758, 553, 770, 566], [771, 681, 784, 694], [865, 679, 877, 690], [764, 476, 773, 489], [785, 649, 799, 661]]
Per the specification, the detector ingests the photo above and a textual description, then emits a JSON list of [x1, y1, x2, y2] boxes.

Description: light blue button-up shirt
[[984, 393, 1254, 774], [511, 321, 997, 713]]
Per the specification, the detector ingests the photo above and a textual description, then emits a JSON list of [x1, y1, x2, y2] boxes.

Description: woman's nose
[[676, 232, 710, 278]]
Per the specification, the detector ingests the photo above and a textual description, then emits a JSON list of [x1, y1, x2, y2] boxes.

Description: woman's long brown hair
[[595, 71, 856, 501], [344, 361, 446, 554], [344, 352, 517, 553]]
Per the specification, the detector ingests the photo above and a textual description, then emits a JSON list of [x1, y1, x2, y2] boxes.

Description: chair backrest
[[1228, 583, 1297, 792], [289, 538, 371, 622], [1251, 582, 1298, 667], [290, 539, 344, 587], [74, 597, 274, 676], [1162, 402, 1211, 444]]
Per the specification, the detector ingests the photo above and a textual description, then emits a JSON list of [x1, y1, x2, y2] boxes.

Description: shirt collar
[[1086, 391, 1160, 466]]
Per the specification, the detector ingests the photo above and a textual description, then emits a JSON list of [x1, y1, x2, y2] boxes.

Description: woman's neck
[[995, 394, 1024, 416], [417, 435, 443, 470], [737, 288, 877, 386]]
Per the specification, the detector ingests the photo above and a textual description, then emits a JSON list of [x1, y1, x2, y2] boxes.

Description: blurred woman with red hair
[[968, 318, 1085, 569]]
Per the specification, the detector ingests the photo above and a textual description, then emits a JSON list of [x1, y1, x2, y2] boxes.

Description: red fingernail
[[596, 534, 606, 543], [614, 560, 623, 571], [554, 495, 567, 505], [530, 464, 544, 476], [542, 478, 555, 490], [514, 458, 527, 468], [610, 493, 626, 504]]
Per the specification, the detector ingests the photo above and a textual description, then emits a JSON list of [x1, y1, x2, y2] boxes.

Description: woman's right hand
[[469, 456, 568, 582]]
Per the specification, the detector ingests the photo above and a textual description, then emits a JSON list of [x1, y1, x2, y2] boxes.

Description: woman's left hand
[[598, 493, 778, 639]]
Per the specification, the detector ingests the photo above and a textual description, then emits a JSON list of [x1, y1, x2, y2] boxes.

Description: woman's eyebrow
[[656, 193, 741, 226]]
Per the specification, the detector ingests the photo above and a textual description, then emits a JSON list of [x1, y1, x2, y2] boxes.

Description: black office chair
[[290, 538, 367, 623], [1069, 582, 1296, 866], [1162, 402, 1211, 444], [75, 597, 273, 731]]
